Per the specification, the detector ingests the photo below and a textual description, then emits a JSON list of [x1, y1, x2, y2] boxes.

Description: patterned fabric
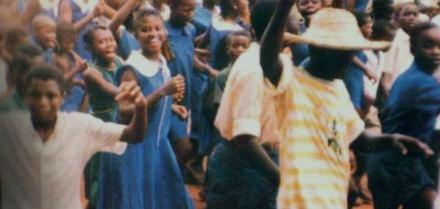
[[277, 68, 364, 209]]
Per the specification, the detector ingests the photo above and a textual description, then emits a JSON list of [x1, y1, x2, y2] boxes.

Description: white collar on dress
[[126, 50, 170, 78]]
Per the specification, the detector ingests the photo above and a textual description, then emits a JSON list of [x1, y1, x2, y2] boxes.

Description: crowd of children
[[1, 0, 440, 209]]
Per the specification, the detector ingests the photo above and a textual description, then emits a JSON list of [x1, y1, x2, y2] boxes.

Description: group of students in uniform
[[1, 0, 440, 209]]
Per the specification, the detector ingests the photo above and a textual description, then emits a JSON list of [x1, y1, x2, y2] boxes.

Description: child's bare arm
[[109, 0, 141, 37], [84, 67, 119, 97], [352, 56, 378, 83], [351, 131, 434, 157], [260, 0, 296, 86], [19, 0, 41, 26], [59, 0, 105, 32], [145, 75, 185, 106], [116, 81, 148, 143]]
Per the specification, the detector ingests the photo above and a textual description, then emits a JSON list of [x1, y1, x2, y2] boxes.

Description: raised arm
[[116, 81, 148, 143], [260, 0, 295, 86], [84, 67, 119, 97], [19, 0, 41, 26], [109, 0, 141, 36], [59, 0, 105, 32]]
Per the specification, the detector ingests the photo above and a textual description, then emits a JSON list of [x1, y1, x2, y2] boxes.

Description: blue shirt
[[165, 21, 196, 108], [381, 62, 440, 144]]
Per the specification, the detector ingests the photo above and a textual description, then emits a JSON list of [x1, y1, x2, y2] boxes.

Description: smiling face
[[413, 27, 440, 71], [135, 15, 167, 58], [35, 24, 57, 50], [25, 79, 64, 126], [90, 29, 117, 63]]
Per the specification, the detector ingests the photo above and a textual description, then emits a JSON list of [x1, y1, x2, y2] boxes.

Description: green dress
[[84, 57, 123, 208]]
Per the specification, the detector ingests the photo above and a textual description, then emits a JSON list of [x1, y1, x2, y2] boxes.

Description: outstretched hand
[[389, 134, 434, 157], [115, 81, 148, 109], [163, 74, 185, 100]]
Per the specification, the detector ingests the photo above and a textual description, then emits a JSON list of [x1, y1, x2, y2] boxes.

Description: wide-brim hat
[[284, 8, 390, 50]]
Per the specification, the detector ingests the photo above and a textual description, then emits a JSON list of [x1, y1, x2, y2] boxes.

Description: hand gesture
[[93, 0, 106, 17], [163, 74, 185, 97], [172, 104, 188, 119], [389, 133, 433, 157], [115, 81, 148, 109], [74, 58, 88, 72]]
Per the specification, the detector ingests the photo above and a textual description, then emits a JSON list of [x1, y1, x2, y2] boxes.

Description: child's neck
[[142, 50, 161, 62], [95, 58, 115, 69], [31, 116, 57, 143]]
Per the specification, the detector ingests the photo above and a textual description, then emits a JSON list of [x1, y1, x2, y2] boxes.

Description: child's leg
[[403, 186, 436, 209]]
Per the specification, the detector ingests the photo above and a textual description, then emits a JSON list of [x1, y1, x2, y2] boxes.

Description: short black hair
[[372, 0, 394, 21], [371, 19, 397, 41], [226, 30, 252, 46], [410, 22, 438, 56], [11, 43, 44, 95], [250, 0, 277, 41], [23, 64, 66, 94]]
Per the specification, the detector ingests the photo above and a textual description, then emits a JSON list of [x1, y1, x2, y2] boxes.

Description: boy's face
[[298, 0, 322, 18], [92, 29, 117, 62], [25, 79, 64, 125], [398, 4, 419, 32], [136, 16, 166, 56], [235, 0, 249, 16], [35, 24, 56, 50], [227, 35, 250, 62], [171, 0, 196, 26], [414, 28, 440, 70]]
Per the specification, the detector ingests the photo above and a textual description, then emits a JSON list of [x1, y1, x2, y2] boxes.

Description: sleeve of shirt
[[84, 114, 128, 155]]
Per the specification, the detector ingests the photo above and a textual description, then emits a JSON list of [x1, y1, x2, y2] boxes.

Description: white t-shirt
[[0, 111, 127, 209]]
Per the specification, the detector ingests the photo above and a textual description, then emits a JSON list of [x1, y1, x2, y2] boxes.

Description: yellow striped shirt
[[277, 68, 364, 209]]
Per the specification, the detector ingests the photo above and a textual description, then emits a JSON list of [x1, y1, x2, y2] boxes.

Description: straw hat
[[284, 8, 390, 50]]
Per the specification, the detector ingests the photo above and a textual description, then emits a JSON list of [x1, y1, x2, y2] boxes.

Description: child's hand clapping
[[116, 81, 148, 109], [172, 104, 188, 119]]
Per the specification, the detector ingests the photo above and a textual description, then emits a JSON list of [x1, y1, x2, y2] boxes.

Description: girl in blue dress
[[97, 9, 193, 209]]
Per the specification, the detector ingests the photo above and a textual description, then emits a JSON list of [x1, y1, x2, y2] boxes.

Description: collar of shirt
[[166, 21, 195, 37]]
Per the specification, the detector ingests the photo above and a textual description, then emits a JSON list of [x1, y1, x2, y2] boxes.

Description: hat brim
[[284, 33, 390, 50]]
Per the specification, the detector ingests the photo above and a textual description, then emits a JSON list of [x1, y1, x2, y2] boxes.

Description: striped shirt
[[277, 68, 364, 209]]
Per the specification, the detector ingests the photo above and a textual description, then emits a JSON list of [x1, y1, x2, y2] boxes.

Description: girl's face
[[398, 4, 419, 31], [298, 0, 322, 18], [227, 35, 250, 63], [91, 29, 117, 62], [58, 34, 76, 53], [35, 24, 57, 50], [136, 16, 167, 57], [414, 28, 440, 70], [120, 70, 138, 83], [25, 79, 64, 125], [360, 16, 373, 39]]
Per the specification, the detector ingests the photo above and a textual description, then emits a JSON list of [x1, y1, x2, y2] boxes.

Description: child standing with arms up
[[97, 9, 192, 209]]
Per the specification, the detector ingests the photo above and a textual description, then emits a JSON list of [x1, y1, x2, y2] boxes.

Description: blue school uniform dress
[[367, 62, 440, 209], [70, 0, 96, 61], [97, 51, 194, 209], [192, 5, 213, 35], [343, 51, 368, 110], [165, 21, 196, 139], [117, 28, 139, 60]]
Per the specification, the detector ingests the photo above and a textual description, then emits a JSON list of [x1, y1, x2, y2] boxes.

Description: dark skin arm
[[260, 0, 296, 86], [231, 135, 280, 186], [116, 81, 148, 143], [351, 132, 434, 157]]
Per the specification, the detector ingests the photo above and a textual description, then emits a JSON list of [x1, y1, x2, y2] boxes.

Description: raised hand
[[93, 0, 107, 17], [115, 81, 148, 109]]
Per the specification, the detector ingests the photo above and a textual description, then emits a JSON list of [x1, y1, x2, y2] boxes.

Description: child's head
[[23, 64, 65, 125], [372, 20, 397, 42], [31, 15, 56, 50], [118, 65, 139, 84], [373, 0, 394, 21], [56, 21, 76, 53], [84, 26, 117, 63], [297, 0, 323, 19], [4, 26, 29, 55], [226, 30, 251, 63], [134, 9, 167, 58], [219, 0, 249, 19], [410, 22, 440, 71], [353, 11, 373, 39], [11, 43, 44, 95], [169, 0, 196, 27], [396, 2, 419, 32]]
